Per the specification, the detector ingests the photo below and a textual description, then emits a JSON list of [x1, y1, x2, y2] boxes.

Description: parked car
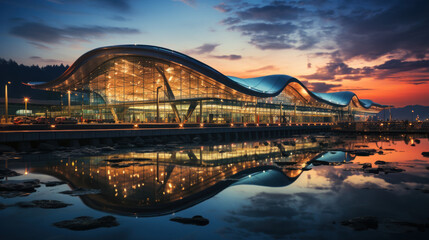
[[13, 117, 35, 124], [35, 117, 55, 124], [55, 117, 78, 124]]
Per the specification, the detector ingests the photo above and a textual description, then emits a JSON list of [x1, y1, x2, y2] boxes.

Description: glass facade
[[34, 46, 386, 123]]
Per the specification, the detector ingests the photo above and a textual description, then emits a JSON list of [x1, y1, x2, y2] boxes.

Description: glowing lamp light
[[134, 124, 138, 128], [50, 124, 56, 128], [200, 123, 204, 128], [230, 123, 234, 127], [179, 123, 183, 128]]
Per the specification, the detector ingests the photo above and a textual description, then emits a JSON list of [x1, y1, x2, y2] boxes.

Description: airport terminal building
[[31, 45, 387, 124]]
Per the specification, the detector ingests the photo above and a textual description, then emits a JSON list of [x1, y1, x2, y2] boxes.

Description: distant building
[[30, 45, 387, 123]]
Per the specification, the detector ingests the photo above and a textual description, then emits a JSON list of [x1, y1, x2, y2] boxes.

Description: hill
[[377, 105, 429, 121], [0, 58, 67, 100]]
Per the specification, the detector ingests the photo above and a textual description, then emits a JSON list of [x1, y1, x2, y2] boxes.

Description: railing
[[0, 121, 334, 131]]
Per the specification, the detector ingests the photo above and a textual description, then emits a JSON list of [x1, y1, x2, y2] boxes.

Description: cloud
[[175, 0, 196, 7], [184, 43, 242, 60], [334, 87, 373, 91], [234, 3, 306, 22], [29, 56, 63, 64], [28, 42, 51, 50], [214, 3, 231, 13], [308, 82, 342, 92], [9, 22, 140, 44], [109, 15, 129, 21], [399, 79, 429, 85], [219, 0, 429, 61], [37, 0, 132, 13], [302, 57, 429, 87], [94, 0, 131, 12], [335, 0, 429, 60], [375, 59, 429, 73], [219, 1, 324, 50], [301, 60, 373, 81], [211, 54, 242, 60], [186, 43, 219, 55], [185, 44, 242, 60], [246, 65, 278, 73], [221, 17, 241, 25], [229, 22, 299, 50]]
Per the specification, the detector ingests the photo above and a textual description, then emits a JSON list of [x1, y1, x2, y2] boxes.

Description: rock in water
[[0, 168, 21, 179], [362, 163, 372, 169], [0, 179, 40, 198], [40, 200, 70, 208], [422, 152, 429, 157], [0, 179, 40, 192], [352, 150, 373, 156], [53, 216, 119, 230], [341, 216, 378, 231], [43, 181, 66, 187], [364, 168, 380, 174], [170, 215, 209, 226], [16, 200, 71, 209], [0, 191, 31, 198], [374, 160, 387, 165]]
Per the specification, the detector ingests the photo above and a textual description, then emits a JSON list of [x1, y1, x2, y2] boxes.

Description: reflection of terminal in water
[[32, 140, 322, 216]]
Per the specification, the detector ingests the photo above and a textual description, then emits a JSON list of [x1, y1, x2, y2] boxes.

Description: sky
[[0, 0, 428, 107]]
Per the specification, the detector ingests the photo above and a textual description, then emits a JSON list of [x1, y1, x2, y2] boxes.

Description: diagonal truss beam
[[155, 66, 181, 123], [184, 101, 198, 123]]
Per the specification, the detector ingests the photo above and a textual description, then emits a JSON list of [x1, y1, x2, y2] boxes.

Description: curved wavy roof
[[32, 44, 387, 110]]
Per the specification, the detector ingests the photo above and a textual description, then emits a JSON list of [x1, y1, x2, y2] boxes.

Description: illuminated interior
[[32, 45, 387, 123]]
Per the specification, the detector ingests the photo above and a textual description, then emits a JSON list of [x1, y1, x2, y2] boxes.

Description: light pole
[[412, 110, 414, 122], [67, 90, 71, 117], [156, 86, 162, 123], [24, 98, 28, 117], [5, 82, 10, 123]]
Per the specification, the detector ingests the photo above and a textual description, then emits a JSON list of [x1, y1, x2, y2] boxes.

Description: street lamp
[[67, 90, 71, 117], [156, 86, 162, 123], [4, 81, 10, 123], [24, 97, 29, 117], [412, 110, 414, 122]]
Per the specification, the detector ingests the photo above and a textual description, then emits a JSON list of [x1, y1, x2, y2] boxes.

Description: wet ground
[[1, 133, 429, 240]]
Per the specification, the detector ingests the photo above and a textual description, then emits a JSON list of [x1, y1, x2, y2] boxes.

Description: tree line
[[0, 58, 67, 100]]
